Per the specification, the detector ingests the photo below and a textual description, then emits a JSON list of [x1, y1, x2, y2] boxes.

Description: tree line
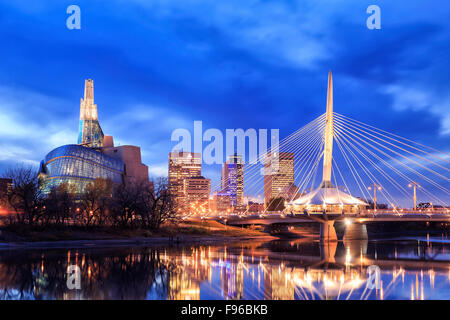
[[0, 166, 177, 230]]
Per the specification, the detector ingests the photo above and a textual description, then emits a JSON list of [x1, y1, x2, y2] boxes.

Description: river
[[0, 234, 449, 300]]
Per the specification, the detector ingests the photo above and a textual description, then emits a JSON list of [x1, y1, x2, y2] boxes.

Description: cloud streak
[[0, 0, 449, 189]]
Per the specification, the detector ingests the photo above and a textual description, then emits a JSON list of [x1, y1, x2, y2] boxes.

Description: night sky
[[0, 1, 449, 199]]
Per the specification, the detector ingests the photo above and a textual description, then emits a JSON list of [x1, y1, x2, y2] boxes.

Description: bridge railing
[[185, 208, 450, 220], [365, 208, 450, 215]]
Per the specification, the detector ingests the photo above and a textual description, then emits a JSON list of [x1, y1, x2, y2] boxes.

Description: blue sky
[[0, 0, 449, 199]]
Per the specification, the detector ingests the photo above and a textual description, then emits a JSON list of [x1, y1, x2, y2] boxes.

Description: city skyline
[[1, 1, 450, 192], [4, 73, 447, 209], [1, 1, 450, 304]]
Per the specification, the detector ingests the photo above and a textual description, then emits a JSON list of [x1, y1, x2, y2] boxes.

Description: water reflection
[[0, 236, 449, 300]]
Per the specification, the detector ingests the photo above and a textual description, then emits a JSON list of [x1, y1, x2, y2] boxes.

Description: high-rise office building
[[221, 153, 244, 207], [264, 152, 294, 206], [210, 191, 232, 213], [168, 151, 202, 208], [184, 176, 211, 213]]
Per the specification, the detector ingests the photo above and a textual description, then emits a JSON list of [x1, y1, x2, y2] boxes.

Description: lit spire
[[322, 70, 334, 187], [80, 79, 98, 120], [78, 79, 104, 147]]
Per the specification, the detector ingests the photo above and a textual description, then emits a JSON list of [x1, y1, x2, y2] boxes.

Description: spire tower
[[285, 71, 368, 215], [78, 79, 104, 148], [322, 70, 334, 187]]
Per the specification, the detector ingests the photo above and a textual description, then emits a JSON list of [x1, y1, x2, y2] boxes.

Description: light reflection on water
[[0, 236, 449, 300]]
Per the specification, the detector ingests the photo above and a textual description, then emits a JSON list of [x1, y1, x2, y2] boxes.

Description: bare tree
[[43, 182, 76, 226], [79, 178, 113, 227], [3, 166, 44, 225], [136, 177, 177, 231], [2, 166, 177, 232], [110, 183, 141, 228]]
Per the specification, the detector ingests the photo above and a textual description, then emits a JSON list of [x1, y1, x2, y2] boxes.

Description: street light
[[408, 181, 420, 210], [367, 183, 382, 210]]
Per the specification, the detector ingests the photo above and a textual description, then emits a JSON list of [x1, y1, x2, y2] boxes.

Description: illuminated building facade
[[39, 79, 148, 193], [184, 176, 211, 213], [210, 192, 232, 213], [247, 201, 264, 213], [168, 151, 202, 208], [102, 142, 149, 185], [0, 178, 12, 197], [221, 153, 244, 207], [39, 144, 124, 193], [264, 152, 294, 206], [0, 178, 12, 210]]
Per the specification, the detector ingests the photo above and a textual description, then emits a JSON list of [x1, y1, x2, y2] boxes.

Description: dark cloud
[[0, 0, 448, 193]]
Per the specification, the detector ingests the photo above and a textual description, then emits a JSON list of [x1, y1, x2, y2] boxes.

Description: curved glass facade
[[39, 144, 124, 193]]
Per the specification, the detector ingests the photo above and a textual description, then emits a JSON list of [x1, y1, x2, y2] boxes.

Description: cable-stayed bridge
[[186, 71, 450, 242]]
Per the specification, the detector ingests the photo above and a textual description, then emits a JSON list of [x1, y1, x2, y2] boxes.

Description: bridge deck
[[195, 211, 450, 225]]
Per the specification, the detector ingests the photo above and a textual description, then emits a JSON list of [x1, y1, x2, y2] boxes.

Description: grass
[[162, 220, 267, 237], [0, 220, 269, 242]]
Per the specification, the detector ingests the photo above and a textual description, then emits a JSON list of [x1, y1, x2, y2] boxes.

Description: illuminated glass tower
[[221, 153, 244, 207], [78, 79, 104, 148]]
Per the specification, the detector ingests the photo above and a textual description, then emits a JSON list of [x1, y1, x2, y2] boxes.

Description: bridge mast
[[322, 70, 334, 188]]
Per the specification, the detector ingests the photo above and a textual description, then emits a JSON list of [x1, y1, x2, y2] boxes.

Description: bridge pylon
[[319, 220, 338, 242]]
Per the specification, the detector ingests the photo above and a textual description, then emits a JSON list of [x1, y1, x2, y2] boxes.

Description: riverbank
[[0, 220, 277, 248]]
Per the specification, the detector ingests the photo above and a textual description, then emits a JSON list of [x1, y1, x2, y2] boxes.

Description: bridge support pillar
[[319, 221, 337, 243], [343, 223, 368, 241]]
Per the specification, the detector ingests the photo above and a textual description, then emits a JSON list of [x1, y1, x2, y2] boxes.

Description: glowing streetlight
[[408, 181, 420, 210], [368, 183, 382, 210]]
